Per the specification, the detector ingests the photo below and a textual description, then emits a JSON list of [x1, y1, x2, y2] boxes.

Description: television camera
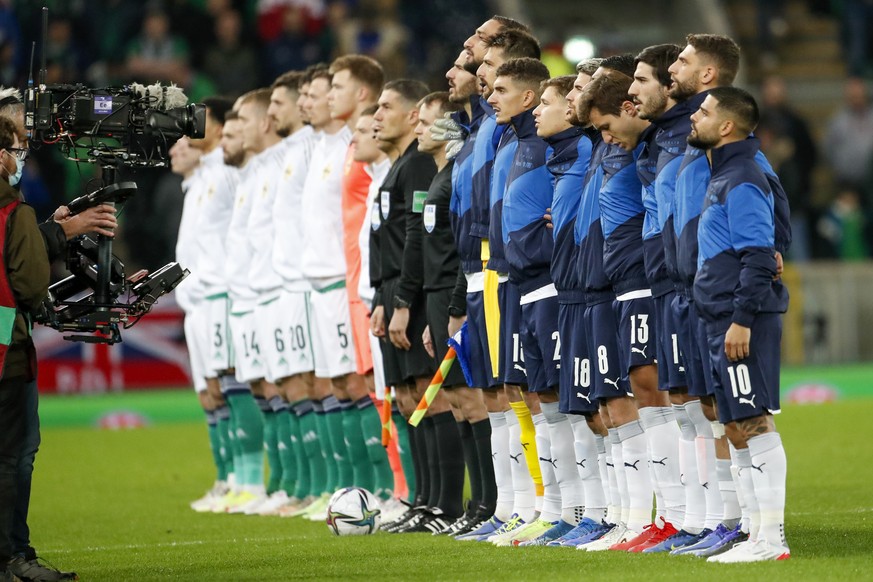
[[24, 7, 200, 344]]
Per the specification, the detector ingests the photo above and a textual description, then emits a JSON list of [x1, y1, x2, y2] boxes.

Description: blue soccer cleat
[[455, 514, 505, 541], [517, 520, 575, 546], [642, 529, 706, 553], [691, 524, 750, 558], [547, 517, 605, 547]]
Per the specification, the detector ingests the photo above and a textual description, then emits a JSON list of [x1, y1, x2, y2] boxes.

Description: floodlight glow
[[563, 36, 596, 64]]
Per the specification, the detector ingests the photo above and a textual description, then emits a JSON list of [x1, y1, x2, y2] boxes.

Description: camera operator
[[0, 87, 115, 581], [0, 115, 52, 582]]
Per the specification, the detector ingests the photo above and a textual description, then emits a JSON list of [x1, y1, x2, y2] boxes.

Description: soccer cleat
[[297, 493, 330, 519], [605, 527, 643, 551], [228, 491, 267, 514], [249, 490, 289, 515], [277, 495, 314, 517], [483, 515, 527, 544], [385, 508, 428, 533], [548, 517, 609, 547], [667, 528, 713, 554], [209, 490, 242, 513], [455, 515, 506, 541], [692, 525, 749, 558], [7, 556, 78, 581], [626, 521, 679, 552], [391, 508, 431, 533], [707, 539, 790, 563], [584, 523, 628, 551], [381, 507, 418, 533], [496, 519, 556, 547], [517, 520, 574, 546], [190, 481, 229, 512], [642, 528, 706, 553], [379, 498, 410, 524], [673, 524, 733, 555], [441, 512, 476, 536], [612, 521, 671, 552]]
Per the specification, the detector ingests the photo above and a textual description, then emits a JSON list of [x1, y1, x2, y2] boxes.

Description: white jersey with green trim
[[174, 174, 206, 313], [225, 158, 260, 311], [358, 158, 391, 305], [193, 147, 239, 297], [273, 125, 316, 292], [246, 139, 290, 299], [301, 125, 351, 284]]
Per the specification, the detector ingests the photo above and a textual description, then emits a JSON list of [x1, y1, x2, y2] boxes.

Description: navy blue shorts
[[706, 313, 783, 424], [613, 295, 657, 375], [672, 293, 713, 397], [465, 289, 500, 388], [585, 301, 631, 401], [498, 281, 526, 386], [558, 301, 597, 414], [654, 291, 686, 391], [519, 292, 561, 393]]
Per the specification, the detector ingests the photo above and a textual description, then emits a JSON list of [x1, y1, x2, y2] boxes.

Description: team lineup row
[[176, 14, 790, 563]]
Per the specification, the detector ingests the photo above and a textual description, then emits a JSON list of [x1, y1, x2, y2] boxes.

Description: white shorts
[[205, 294, 233, 375], [308, 283, 356, 378], [184, 306, 210, 392], [254, 290, 315, 383], [229, 310, 266, 383], [369, 331, 387, 400]]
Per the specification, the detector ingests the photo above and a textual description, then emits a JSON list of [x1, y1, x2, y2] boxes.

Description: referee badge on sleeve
[[423, 204, 436, 233], [380, 190, 390, 219], [371, 201, 381, 230]]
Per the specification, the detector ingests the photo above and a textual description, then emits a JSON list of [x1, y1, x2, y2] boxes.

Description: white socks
[[570, 415, 607, 522], [533, 412, 561, 522], [541, 402, 586, 524], [506, 409, 536, 522], [639, 406, 684, 527], [617, 419, 654, 532], [489, 411, 515, 522], [748, 432, 788, 547]]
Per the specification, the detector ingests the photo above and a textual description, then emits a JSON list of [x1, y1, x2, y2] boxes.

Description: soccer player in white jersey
[[296, 64, 360, 519], [184, 98, 239, 513], [254, 70, 321, 517], [230, 85, 302, 516], [214, 92, 272, 513]]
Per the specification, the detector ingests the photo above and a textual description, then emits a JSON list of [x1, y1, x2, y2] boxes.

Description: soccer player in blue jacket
[[488, 57, 577, 547], [583, 70, 674, 550], [569, 72, 645, 551], [536, 72, 613, 547], [493, 60, 587, 546], [689, 87, 790, 563], [627, 44, 707, 552], [667, 34, 791, 557], [458, 25, 545, 543]]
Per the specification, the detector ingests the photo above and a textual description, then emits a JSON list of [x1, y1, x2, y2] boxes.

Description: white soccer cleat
[[584, 523, 629, 551], [707, 539, 790, 563], [252, 491, 290, 515], [190, 481, 229, 512]]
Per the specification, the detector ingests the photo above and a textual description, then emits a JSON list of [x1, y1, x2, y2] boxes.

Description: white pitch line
[[40, 535, 302, 555]]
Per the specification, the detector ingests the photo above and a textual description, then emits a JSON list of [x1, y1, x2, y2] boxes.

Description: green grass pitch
[[26, 391, 873, 580]]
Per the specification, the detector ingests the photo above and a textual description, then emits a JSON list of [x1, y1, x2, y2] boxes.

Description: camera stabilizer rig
[[25, 7, 201, 344]]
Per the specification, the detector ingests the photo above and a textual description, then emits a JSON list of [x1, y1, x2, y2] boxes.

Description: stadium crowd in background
[[0, 1, 870, 265]]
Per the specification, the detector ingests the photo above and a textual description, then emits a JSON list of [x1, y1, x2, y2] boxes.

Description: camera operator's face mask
[[2, 149, 23, 187]]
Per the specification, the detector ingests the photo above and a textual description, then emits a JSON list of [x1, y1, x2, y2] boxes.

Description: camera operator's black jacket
[[0, 179, 50, 380]]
